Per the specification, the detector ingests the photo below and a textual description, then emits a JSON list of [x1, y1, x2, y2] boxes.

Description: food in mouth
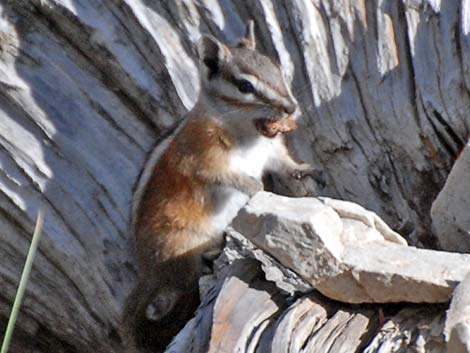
[[255, 115, 297, 137]]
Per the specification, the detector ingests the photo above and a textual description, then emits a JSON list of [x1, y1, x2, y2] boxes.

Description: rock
[[232, 192, 346, 286], [445, 272, 470, 353], [219, 227, 313, 295], [232, 192, 470, 304], [330, 241, 469, 303], [447, 324, 470, 353], [319, 197, 407, 245], [431, 140, 470, 253]]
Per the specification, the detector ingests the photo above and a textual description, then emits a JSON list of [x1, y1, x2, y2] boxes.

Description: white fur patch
[[209, 188, 249, 234], [209, 135, 284, 234], [228, 135, 279, 179]]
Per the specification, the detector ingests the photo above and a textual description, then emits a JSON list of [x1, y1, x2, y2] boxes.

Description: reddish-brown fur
[[123, 116, 236, 351], [135, 116, 234, 270]]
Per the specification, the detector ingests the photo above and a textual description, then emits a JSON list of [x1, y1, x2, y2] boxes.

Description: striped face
[[197, 32, 299, 122]]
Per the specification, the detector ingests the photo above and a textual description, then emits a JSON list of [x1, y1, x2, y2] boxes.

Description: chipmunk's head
[[197, 21, 298, 123]]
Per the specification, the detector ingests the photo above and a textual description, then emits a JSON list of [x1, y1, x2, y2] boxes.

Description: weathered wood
[[167, 234, 448, 353], [0, 0, 468, 352], [364, 306, 447, 353]]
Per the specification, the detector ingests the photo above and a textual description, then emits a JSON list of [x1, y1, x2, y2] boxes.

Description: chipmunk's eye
[[236, 79, 255, 94]]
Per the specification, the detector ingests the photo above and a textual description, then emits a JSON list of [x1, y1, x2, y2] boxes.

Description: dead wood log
[[0, 1, 468, 352]]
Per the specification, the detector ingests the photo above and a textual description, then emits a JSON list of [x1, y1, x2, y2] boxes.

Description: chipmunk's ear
[[197, 35, 231, 79], [238, 20, 256, 50]]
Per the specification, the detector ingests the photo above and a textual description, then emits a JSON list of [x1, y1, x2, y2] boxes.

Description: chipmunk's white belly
[[209, 187, 249, 235], [209, 136, 276, 235], [228, 136, 275, 179]]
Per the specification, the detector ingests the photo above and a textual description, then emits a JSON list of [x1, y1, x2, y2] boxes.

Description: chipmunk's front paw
[[245, 177, 264, 197], [291, 164, 325, 186], [291, 163, 316, 179]]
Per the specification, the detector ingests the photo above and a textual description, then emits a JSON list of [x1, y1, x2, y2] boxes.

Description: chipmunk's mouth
[[254, 114, 298, 138]]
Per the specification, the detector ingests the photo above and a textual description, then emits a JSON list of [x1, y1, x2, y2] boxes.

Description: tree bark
[[0, 0, 467, 352]]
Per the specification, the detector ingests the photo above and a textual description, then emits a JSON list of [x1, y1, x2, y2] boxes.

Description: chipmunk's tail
[[121, 279, 199, 353], [121, 279, 154, 353]]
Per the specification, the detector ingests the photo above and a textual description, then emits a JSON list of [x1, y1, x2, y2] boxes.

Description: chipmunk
[[122, 22, 317, 352]]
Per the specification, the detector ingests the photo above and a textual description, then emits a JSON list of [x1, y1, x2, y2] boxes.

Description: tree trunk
[[0, 0, 467, 352]]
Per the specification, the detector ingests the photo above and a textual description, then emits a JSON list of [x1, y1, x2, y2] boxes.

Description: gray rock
[[445, 272, 470, 353], [232, 192, 346, 287], [431, 140, 470, 253], [217, 228, 313, 295], [232, 192, 470, 304]]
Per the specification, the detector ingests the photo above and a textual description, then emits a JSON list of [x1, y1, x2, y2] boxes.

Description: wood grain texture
[[169, 243, 447, 353], [0, 0, 467, 352]]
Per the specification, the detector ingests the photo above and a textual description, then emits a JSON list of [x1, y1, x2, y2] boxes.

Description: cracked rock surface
[[445, 272, 470, 353], [432, 140, 470, 253], [232, 192, 470, 304]]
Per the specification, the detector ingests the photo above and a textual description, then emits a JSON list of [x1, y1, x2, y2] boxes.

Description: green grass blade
[[1, 209, 45, 353]]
